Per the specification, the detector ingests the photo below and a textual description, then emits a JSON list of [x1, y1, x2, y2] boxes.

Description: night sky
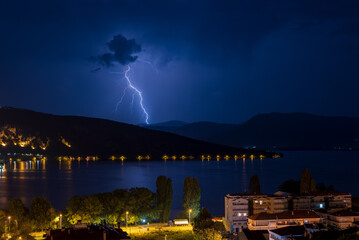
[[0, 1, 358, 124]]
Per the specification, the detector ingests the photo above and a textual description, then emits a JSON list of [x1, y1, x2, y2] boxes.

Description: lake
[[0, 151, 358, 217]]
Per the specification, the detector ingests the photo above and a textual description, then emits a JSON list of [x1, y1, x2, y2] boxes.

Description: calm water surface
[[0, 151, 358, 217]]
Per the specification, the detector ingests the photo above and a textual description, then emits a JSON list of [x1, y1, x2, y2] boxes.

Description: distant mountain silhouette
[[142, 120, 188, 128], [147, 113, 359, 150], [0, 107, 275, 159]]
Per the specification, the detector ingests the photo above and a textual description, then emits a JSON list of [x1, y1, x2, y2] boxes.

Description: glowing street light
[[59, 214, 62, 229], [188, 209, 192, 225], [126, 211, 129, 228], [8, 216, 11, 232]]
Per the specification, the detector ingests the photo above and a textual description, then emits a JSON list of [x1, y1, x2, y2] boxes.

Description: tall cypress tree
[[249, 175, 261, 194], [300, 168, 316, 194], [163, 178, 173, 222], [182, 177, 201, 220], [156, 176, 173, 222]]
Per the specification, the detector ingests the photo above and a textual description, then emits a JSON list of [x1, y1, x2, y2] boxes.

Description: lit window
[[238, 213, 242, 216], [319, 203, 324, 208], [244, 213, 247, 216], [255, 200, 258, 203], [259, 201, 263, 205]]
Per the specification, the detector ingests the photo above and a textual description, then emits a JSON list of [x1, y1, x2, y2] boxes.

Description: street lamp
[[59, 214, 62, 229], [126, 211, 129, 228], [188, 209, 192, 225], [8, 216, 11, 232]]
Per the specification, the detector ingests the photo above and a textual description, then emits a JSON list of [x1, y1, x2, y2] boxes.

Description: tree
[[7, 198, 27, 229], [114, 187, 157, 223], [66, 195, 86, 224], [300, 169, 314, 194], [96, 193, 123, 225], [182, 177, 201, 220], [249, 175, 260, 194], [30, 197, 55, 231], [310, 179, 317, 192], [278, 179, 300, 195], [193, 207, 213, 234], [317, 183, 335, 191], [128, 187, 157, 222], [193, 208, 222, 240], [156, 176, 173, 223], [9, 218, 35, 240], [82, 195, 103, 223]]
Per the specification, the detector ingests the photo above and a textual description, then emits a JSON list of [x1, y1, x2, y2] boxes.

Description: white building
[[224, 193, 254, 232]]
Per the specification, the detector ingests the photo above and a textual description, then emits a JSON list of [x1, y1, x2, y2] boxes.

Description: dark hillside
[[0, 107, 274, 159], [146, 113, 359, 150]]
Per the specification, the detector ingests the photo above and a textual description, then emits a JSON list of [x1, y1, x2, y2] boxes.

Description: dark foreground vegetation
[[0, 176, 209, 239]]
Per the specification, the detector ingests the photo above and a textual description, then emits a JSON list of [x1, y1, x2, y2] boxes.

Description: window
[[259, 200, 263, 205], [238, 213, 242, 216], [319, 203, 324, 209], [243, 213, 247, 216], [255, 200, 258, 203]]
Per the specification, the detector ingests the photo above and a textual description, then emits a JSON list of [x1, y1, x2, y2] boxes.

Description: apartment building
[[247, 210, 322, 230], [315, 209, 359, 229], [224, 190, 352, 232], [308, 191, 352, 210], [224, 193, 269, 232]]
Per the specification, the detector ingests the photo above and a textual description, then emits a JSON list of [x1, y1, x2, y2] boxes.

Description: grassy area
[[130, 230, 198, 240], [124, 224, 192, 235]]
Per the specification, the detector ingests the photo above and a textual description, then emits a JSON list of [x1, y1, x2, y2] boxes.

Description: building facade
[[224, 190, 351, 232], [247, 210, 322, 231], [316, 209, 359, 229], [224, 193, 253, 232]]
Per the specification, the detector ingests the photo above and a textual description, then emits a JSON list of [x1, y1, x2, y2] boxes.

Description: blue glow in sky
[[0, 0, 358, 124]]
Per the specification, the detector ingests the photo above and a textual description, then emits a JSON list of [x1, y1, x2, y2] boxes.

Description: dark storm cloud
[[92, 34, 141, 67]]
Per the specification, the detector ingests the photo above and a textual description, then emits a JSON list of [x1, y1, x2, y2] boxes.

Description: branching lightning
[[116, 86, 129, 112], [118, 65, 149, 124], [137, 59, 159, 74]]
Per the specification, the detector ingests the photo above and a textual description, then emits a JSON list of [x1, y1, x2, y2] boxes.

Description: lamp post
[[188, 209, 192, 225], [8, 216, 11, 232], [59, 214, 62, 229], [126, 211, 129, 228]]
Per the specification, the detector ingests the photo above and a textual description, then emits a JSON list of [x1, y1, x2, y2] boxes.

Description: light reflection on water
[[0, 151, 358, 217]]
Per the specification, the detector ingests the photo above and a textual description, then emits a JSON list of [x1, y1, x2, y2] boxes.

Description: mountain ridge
[[147, 112, 359, 150], [0, 107, 275, 159]]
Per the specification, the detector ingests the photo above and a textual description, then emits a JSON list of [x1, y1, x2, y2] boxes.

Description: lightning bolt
[[123, 65, 149, 124], [116, 86, 129, 112]]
